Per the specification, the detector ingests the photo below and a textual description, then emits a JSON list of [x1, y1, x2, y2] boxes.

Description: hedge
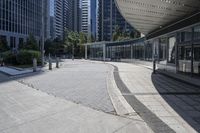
[[0, 51, 17, 64], [1, 50, 41, 65], [16, 50, 41, 65]]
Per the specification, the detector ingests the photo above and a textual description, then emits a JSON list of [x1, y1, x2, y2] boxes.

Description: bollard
[[33, 58, 37, 72], [56, 57, 59, 68], [153, 59, 156, 74], [49, 57, 52, 70], [198, 63, 200, 75]]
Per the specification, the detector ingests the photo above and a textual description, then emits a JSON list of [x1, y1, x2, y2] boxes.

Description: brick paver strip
[[112, 65, 175, 133], [122, 92, 200, 96]]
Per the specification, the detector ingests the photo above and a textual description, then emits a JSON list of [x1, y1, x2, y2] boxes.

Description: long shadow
[[0, 58, 67, 84], [0, 70, 46, 84], [151, 73, 200, 132]]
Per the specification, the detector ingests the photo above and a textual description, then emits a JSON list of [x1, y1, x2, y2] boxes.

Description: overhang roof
[[115, 0, 200, 35]]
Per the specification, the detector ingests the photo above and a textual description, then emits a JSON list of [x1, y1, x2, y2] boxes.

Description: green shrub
[[0, 39, 9, 52], [1, 51, 17, 64], [1, 50, 41, 65], [16, 50, 41, 65]]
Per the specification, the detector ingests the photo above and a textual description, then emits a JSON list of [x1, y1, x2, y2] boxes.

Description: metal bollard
[[56, 57, 59, 68], [153, 59, 156, 74], [33, 58, 37, 72], [198, 63, 200, 75], [49, 57, 52, 70]]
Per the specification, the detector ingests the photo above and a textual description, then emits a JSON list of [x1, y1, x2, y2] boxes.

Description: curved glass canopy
[[115, 0, 200, 34]]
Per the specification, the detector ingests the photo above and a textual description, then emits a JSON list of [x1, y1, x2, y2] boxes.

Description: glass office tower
[[0, 0, 49, 49], [97, 0, 135, 41], [51, 0, 80, 40]]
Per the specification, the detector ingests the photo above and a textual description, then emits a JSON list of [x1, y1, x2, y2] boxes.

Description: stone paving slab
[[0, 80, 152, 133], [16, 60, 115, 113], [108, 62, 199, 133]]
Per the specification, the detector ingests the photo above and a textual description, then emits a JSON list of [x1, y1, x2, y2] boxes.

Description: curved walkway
[[109, 62, 199, 133]]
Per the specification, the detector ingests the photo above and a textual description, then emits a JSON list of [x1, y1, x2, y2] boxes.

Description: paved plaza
[[0, 60, 200, 133], [0, 80, 151, 133], [17, 60, 115, 113]]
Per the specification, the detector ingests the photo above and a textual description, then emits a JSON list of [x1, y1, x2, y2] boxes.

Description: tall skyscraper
[[97, 0, 135, 41], [54, 0, 64, 39], [81, 0, 97, 39], [81, 0, 91, 35], [50, 0, 56, 39], [0, 0, 50, 49], [44, 0, 51, 40], [50, 0, 81, 40], [71, 0, 81, 32], [91, 0, 97, 40]]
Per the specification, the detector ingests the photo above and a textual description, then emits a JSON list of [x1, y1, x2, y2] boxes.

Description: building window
[[178, 45, 192, 60], [159, 38, 167, 61], [168, 37, 176, 64], [180, 28, 192, 42], [10, 36, 16, 49], [194, 45, 200, 61], [194, 26, 200, 40]]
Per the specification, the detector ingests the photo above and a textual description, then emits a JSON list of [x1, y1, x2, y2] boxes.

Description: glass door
[[193, 44, 200, 75], [178, 45, 192, 73]]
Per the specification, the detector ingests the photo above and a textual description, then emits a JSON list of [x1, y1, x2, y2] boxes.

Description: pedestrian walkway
[[0, 80, 152, 133], [109, 62, 200, 133]]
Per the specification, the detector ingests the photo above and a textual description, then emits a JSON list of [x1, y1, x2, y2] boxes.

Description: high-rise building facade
[[50, 0, 56, 39], [81, 0, 97, 40], [71, 0, 81, 32], [54, 0, 64, 39], [51, 0, 80, 40], [81, 0, 91, 36], [97, 0, 135, 41], [0, 0, 50, 49], [91, 0, 97, 40]]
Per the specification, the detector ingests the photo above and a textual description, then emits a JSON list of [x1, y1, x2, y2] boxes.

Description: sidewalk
[[0, 80, 152, 133], [108, 62, 200, 133]]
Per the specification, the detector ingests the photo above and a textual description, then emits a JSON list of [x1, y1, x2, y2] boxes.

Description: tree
[[0, 38, 9, 52], [44, 39, 53, 55], [112, 25, 123, 41], [24, 34, 39, 51], [79, 32, 87, 44], [87, 34, 95, 43], [67, 32, 80, 58]]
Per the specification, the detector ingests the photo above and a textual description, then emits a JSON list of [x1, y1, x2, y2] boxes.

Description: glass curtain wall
[[178, 28, 193, 73], [193, 25, 200, 75], [177, 25, 200, 75], [88, 24, 200, 76], [89, 44, 104, 60]]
